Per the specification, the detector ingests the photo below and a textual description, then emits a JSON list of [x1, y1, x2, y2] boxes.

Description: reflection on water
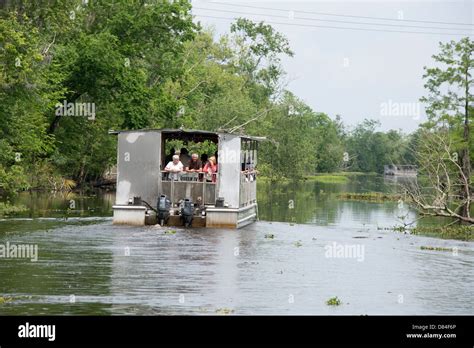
[[257, 176, 412, 227], [0, 175, 473, 315], [8, 191, 115, 219]]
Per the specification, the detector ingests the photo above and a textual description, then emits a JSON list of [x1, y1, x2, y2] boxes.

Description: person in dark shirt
[[180, 147, 191, 168], [164, 148, 176, 166], [185, 153, 202, 172], [200, 154, 208, 168]]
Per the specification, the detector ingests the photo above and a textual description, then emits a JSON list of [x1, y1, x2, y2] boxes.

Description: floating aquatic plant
[[326, 296, 342, 306], [0, 296, 13, 304], [215, 308, 234, 315], [337, 192, 402, 203], [420, 246, 454, 252]]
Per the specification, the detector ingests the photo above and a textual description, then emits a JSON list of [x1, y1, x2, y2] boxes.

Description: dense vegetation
[[0, 1, 472, 204]]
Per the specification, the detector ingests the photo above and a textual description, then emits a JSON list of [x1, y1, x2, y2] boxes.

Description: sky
[[190, 0, 474, 133]]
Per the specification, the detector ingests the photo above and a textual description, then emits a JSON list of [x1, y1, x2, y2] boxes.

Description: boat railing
[[160, 171, 216, 206], [161, 171, 218, 182], [240, 170, 258, 207], [161, 171, 201, 181]]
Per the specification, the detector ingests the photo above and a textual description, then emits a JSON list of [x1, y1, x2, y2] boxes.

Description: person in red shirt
[[202, 156, 218, 182]]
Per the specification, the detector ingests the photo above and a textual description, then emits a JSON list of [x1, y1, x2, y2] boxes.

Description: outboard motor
[[180, 198, 194, 227], [157, 194, 171, 226]]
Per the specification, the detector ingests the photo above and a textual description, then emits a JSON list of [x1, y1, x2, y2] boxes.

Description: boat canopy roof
[[109, 128, 266, 142]]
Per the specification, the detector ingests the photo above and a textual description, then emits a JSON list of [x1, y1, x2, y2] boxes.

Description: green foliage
[[337, 192, 402, 202], [344, 119, 410, 173], [412, 225, 473, 241], [419, 246, 455, 252], [419, 37, 473, 167], [2, 2, 467, 197], [420, 37, 473, 134], [0, 12, 58, 195], [1, 0, 198, 193], [314, 116, 345, 173], [418, 37, 473, 220], [164, 140, 217, 161], [305, 175, 349, 184], [0, 202, 27, 216], [257, 91, 346, 179], [230, 18, 293, 97], [326, 296, 342, 306], [0, 296, 13, 304], [215, 307, 234, 315]]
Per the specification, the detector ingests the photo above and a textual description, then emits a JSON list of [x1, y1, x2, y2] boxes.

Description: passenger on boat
[[200, 154, 208, 168], [179, 147, 191, 168], [164, 148, 176, 165], [241, 161, 258, 182], [164, 155, 184, 180], [185, 153, 202, 172], [165, 155, 184, 172], [203, 156, 218, 182]]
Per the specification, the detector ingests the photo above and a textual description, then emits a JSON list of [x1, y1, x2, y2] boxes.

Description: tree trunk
[[459, 65, 471, 221], [48, 115, 62, 134], [49, 93, 82, 133]]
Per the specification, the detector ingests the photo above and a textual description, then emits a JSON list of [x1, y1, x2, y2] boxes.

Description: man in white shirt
[[164, 155, 183, 180]]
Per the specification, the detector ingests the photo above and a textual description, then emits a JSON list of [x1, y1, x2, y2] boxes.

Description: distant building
[[384, 164, 417, 176]]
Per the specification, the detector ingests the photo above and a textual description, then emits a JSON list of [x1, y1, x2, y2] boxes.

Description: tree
[[312, 113, 344, 173], [229, 18, 293, 100], [257, 92, 310, 180], [0, 12, 56, 194], [420, 37, 473, 219], [2, 2, 413, 194], [1, 0, 199, 186], [403, 130, 473, 224], [157, 30, 257, 132], [258, 91, 343, 179], [344, 119, 408, 173]]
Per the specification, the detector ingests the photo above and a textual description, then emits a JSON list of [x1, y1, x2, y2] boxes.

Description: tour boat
[[110, 128, 264, 228]]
